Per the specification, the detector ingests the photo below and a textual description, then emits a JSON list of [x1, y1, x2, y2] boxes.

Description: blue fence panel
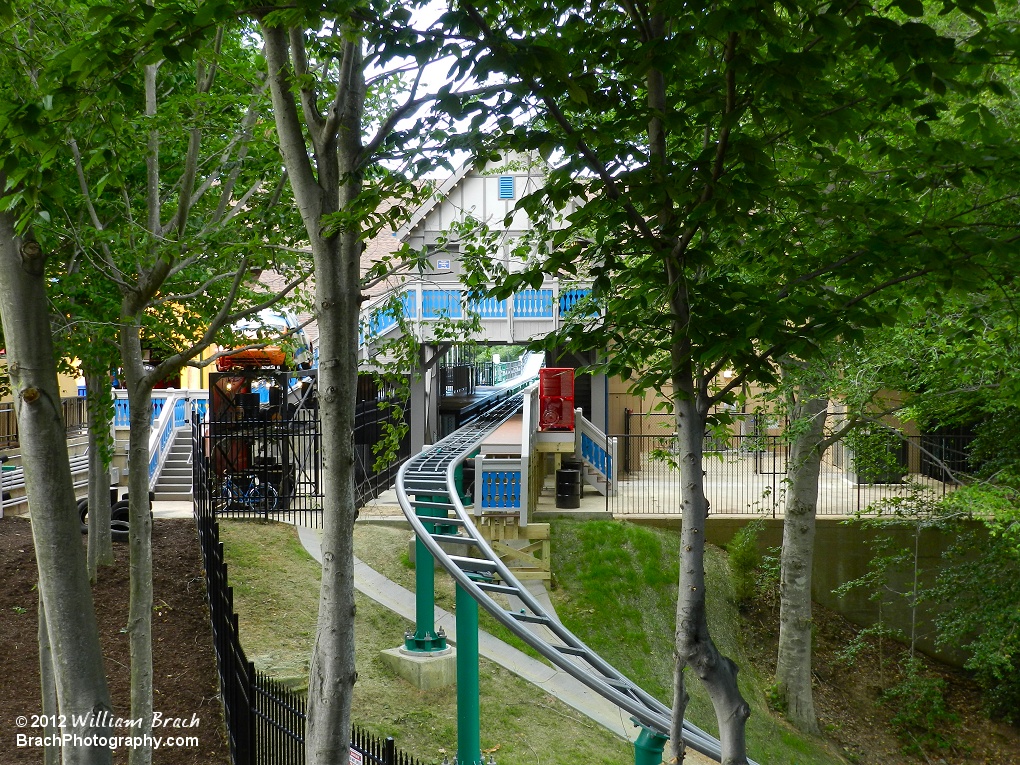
[[470, 296, 507, 318], [559, 288, 591, 315], [513, 289, 554, 318], [422, 290, 463, 318], [115, 398, 130, 426], [401, 290, 417, 319], [174, 398, 187, 428], [151, 397, 167, 424], [479, 470, 522, 509], [581, 433, 611, 479]]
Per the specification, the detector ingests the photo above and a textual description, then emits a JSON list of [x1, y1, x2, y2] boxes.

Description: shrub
[[881, 658, 960, 757], [727, 519, 764, 606]]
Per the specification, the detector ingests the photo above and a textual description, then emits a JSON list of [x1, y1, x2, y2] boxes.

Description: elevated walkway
[[358, 282, 591, 356]]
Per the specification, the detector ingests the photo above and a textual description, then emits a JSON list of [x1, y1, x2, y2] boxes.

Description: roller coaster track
[[397, 393, 756, 764]]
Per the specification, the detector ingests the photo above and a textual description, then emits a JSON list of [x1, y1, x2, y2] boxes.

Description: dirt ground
[[743, 596, 1020, 764], [0, 517, 229, 765]]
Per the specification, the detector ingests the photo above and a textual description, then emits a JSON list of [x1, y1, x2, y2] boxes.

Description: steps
[[581, 463, 611, 496], [154, 430, 193, 501]]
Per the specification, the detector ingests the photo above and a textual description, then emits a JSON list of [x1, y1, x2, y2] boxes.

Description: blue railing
[[114, 398, 131, 426], [358, 283, 591, 347], [478, 470, 522, 509], [581, 432, 612, 481], [422, 289, 463, 318], [174, 398, 187, 428], [470, 295, 507, 318], [559, 288, 590, 314], [514, 289, 554, 318]]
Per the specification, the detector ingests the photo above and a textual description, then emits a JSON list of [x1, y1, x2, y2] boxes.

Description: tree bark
[[776, 392, 828, 734], [262, 22, 364, 764], [0, 210, 114, 765], [121, 322, 155, 765], [86, 366, 114, 581], [673, 393, 752, 765], [39, 593, 59, 765]]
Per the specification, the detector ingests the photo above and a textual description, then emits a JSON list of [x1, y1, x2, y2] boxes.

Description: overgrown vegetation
[[835, 481, 1020, 752], [880, 658, 961, 758]]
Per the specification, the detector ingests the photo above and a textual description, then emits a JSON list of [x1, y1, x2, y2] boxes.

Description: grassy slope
[[549, 519, 843, 765], [221, 518, 842, 764], [220, 520, 632, 765]]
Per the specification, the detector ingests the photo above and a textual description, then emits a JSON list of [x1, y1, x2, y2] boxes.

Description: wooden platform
[[477, 512, 550, 581]]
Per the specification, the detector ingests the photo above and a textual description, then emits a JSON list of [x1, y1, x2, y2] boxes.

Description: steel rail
[[396, 394, 760, 764]]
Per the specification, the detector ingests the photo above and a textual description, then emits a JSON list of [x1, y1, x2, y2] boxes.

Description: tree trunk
[[0, 211, 113, 765], [86, 366, 114, 581], [39, 593, 59, 765], [262, 23, 365, 765], [776, 393, 828, 734], [673, 393, 752, 764], [121, 323, 155, 765]]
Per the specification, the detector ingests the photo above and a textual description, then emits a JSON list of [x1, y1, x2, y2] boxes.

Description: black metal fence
[[0, 396, 88, 450], [355, 376, 411, 510], [194, 446, 425, 765], [439, 363, 476, 397], [197, 371, 409, 529], [610, 411, 972, 517]]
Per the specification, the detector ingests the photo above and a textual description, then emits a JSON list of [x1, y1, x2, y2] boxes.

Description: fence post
[[384, 736, 396, 765]]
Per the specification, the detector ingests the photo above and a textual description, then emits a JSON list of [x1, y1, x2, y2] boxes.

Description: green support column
[[456, 582, 481, 765], [632, 719, 668, 765], [405, 500, 448, 652]]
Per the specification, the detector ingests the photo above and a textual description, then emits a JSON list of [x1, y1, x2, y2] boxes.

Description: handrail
[[396, 395, 748, 763], [358, 281, 593, 349], [575, 409, 617, 495], [145, 391, 209, 490]]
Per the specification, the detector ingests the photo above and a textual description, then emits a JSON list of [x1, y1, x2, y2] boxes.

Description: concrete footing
[[380, 646, 457, 690]]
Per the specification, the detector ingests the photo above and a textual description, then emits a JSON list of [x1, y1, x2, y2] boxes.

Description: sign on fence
[[350, 748, 364, 765]]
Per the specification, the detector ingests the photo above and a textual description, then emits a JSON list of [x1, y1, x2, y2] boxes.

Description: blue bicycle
[[219, 471, 279, 510]]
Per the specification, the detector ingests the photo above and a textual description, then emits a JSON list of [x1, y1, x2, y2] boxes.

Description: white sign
[[350, 749, 363, 765], [437, 259, 451, 270]]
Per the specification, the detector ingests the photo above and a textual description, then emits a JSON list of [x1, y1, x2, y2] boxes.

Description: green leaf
[[894, 0, 925, 16]]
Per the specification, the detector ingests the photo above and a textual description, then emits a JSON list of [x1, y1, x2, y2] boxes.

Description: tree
[[446, 0, 1020, 760], [0, 5, 117, 761], [0, 213, 115, 764], [28, 9, 308, 763], [256, 1, 494, 758]]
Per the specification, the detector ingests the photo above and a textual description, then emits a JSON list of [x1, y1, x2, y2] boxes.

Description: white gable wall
[[404, 154, 548, 283]]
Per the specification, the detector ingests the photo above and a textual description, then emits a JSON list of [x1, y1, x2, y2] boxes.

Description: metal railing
[[194, 443, 426, 765], [0, 396, 88, 450], [610, 430, 969, 517], [474, 358, 525, 387]]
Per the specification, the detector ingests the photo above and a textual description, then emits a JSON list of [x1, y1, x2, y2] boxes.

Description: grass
[[549, 519, 844, 765], [351, 523, 547, 662], [220, 519, 321, 684], [221, 520, 633, 765], [222, 518, 844, 765]]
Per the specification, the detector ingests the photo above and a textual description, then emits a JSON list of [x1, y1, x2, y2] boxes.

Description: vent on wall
[[498, 175, 515, 200]]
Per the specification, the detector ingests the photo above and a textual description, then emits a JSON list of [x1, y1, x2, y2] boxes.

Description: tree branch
[[68, 138, 126, 286], [261, 22, 321, 227]]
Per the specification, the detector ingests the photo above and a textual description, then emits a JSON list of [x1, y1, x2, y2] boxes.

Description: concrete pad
[[379, 646, 457, 690], [152, 500, 194, 519]]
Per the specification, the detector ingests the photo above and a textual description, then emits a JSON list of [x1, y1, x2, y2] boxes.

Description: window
[[498, 175, 515, 200]]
